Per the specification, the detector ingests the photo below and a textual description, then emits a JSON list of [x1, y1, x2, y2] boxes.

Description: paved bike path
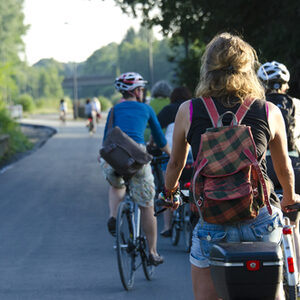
[[0, 115, 193, 300]]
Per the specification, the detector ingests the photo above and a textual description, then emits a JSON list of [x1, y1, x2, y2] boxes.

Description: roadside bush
[[98, 96, 112, 111], [149, 97, 170, 114], [15, 94, 35, 112], [0, 102, 32, 163]]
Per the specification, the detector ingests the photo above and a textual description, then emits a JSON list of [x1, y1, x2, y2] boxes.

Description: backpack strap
[[244, 148, 272, 215], [232, 98, 255, 125], [201, 97, 219, 127]]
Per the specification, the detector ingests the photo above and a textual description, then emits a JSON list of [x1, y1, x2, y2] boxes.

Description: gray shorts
[[190, 205, 283, 268], [100, 159, 155, 207]]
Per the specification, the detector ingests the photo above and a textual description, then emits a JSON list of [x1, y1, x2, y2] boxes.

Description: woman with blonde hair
[[160, 32, 300, 299]]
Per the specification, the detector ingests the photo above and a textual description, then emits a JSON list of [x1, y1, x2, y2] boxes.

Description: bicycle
[[169, 154, 196, 252], [87, 117, 94, 134], [115, 181, 155, 290], [156, 192, 300, 299]]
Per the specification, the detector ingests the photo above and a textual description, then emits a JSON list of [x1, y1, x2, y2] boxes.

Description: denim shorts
[[190, 205, 283, 268]]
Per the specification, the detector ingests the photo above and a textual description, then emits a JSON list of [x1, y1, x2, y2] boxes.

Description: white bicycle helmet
[[114, 72, 147, 92], [257, 61, 290, 83]]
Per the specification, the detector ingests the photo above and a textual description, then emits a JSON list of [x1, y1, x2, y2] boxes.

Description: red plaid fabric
[[190, 97, 271, 224]]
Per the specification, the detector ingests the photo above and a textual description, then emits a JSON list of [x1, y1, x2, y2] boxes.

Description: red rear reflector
[[287, 257, 295, 273], [283, 227, 292, 235], [184, 182, 191, 188], [246, 260, 260, 271]]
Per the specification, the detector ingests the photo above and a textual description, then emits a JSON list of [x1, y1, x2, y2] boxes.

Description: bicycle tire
[[89, 121, 94, 133], [116, 201, 135, 290], [140, 236, 155, 280], [183, 205, 192, 252], [171, 210, 180, 246], [284, 284, 297, 300]]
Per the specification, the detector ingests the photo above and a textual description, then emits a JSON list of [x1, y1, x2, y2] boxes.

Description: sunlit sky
[[23, 0, 156, 65]]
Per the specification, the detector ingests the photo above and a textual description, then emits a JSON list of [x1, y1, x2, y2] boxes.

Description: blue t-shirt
[[103, 101, 167, 148]]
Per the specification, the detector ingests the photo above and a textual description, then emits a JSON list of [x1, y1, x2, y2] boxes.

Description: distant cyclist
[[91, 97, 101, 123], [257, 62, 300, 192], [100, 72, 171, 266]]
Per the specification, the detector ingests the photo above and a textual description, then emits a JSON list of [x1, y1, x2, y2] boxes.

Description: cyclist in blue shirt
[[101, 72, 170, 266]]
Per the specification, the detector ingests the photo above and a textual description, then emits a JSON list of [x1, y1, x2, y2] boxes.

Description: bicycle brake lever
[[286, 203, 300, 211]]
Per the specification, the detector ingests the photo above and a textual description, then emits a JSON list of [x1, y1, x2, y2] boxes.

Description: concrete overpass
[[62, 75, 114, 89]]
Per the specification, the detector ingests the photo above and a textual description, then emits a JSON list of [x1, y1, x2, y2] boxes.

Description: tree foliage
[[76, 27, 175, 98], [113, 0, 300, 95], [0, 0, 28, 102]]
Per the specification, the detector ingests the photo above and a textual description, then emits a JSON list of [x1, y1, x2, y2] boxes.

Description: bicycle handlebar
[[286, 202, 300, 211], [151, 155, 169, 166], [154, 190, 190, 217]]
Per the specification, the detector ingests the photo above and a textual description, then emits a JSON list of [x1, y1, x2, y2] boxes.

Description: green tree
[[113, 0, 300, 95], [0, 0, 28, 102]]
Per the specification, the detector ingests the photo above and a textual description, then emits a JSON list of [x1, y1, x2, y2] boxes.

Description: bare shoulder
[[267, 101, 285, 139], [267, 101, 281, 115], [177, 100, 191, 118]]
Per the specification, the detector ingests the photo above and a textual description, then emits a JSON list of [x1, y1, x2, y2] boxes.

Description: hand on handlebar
[[281, 193, 300, 213], [157, 189, 182, 211]]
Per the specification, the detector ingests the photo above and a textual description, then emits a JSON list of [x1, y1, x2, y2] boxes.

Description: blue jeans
[[190, 205, 283, 268]]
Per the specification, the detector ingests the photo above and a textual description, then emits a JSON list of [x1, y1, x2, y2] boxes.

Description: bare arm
[[268, 101, 298, 209], [165, 101, 191, 190], [160, 143, 171, 156]]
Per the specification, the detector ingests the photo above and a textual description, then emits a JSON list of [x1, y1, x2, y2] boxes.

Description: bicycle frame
[[125, 195, 141, 245], [282, 216, 298, 287]]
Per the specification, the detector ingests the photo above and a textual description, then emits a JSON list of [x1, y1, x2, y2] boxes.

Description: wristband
[[164, 182, 180, 198]]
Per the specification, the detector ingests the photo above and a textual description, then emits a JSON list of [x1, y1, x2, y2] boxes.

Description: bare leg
[[109, 186, 126, 218], [162, 209, 173, 232], [191, 265, 219, 300], [140, 205, 158, 255]]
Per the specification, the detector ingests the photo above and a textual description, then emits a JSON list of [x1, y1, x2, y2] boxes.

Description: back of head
[[170, 86, 192, 104], [151, 80, 173, 98], [257, 61, 290, 92], [196, 32, 265, 106], [114, 72, 147, 98]]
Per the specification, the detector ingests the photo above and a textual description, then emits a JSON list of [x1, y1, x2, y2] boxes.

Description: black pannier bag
[[209, 242, 283, 300], [100, 107, 152, 179]]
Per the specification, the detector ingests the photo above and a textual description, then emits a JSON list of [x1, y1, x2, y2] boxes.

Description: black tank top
[[187, 97, 280, 208]]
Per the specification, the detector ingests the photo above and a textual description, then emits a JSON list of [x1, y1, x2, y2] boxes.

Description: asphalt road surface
[[0, 115, 194, 300]]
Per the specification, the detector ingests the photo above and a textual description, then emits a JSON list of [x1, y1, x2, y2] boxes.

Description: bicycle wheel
[[283, 265, 297, 300], [183, 204, 192, 252], [116, 201, 135, 290], [140, 236, 155, 280], [284, 284, 297, 300], [89, 120, 94, 133], [171, 210, 181, 246]]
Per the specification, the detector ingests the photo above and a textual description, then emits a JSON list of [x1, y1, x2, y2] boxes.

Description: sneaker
[[149, 253, 164, 266], [160, 229, 172, 237], [107, 217, 116, 236]]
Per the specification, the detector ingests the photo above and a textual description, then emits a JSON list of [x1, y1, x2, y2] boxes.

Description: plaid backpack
[[190, 97, 272, 224]]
